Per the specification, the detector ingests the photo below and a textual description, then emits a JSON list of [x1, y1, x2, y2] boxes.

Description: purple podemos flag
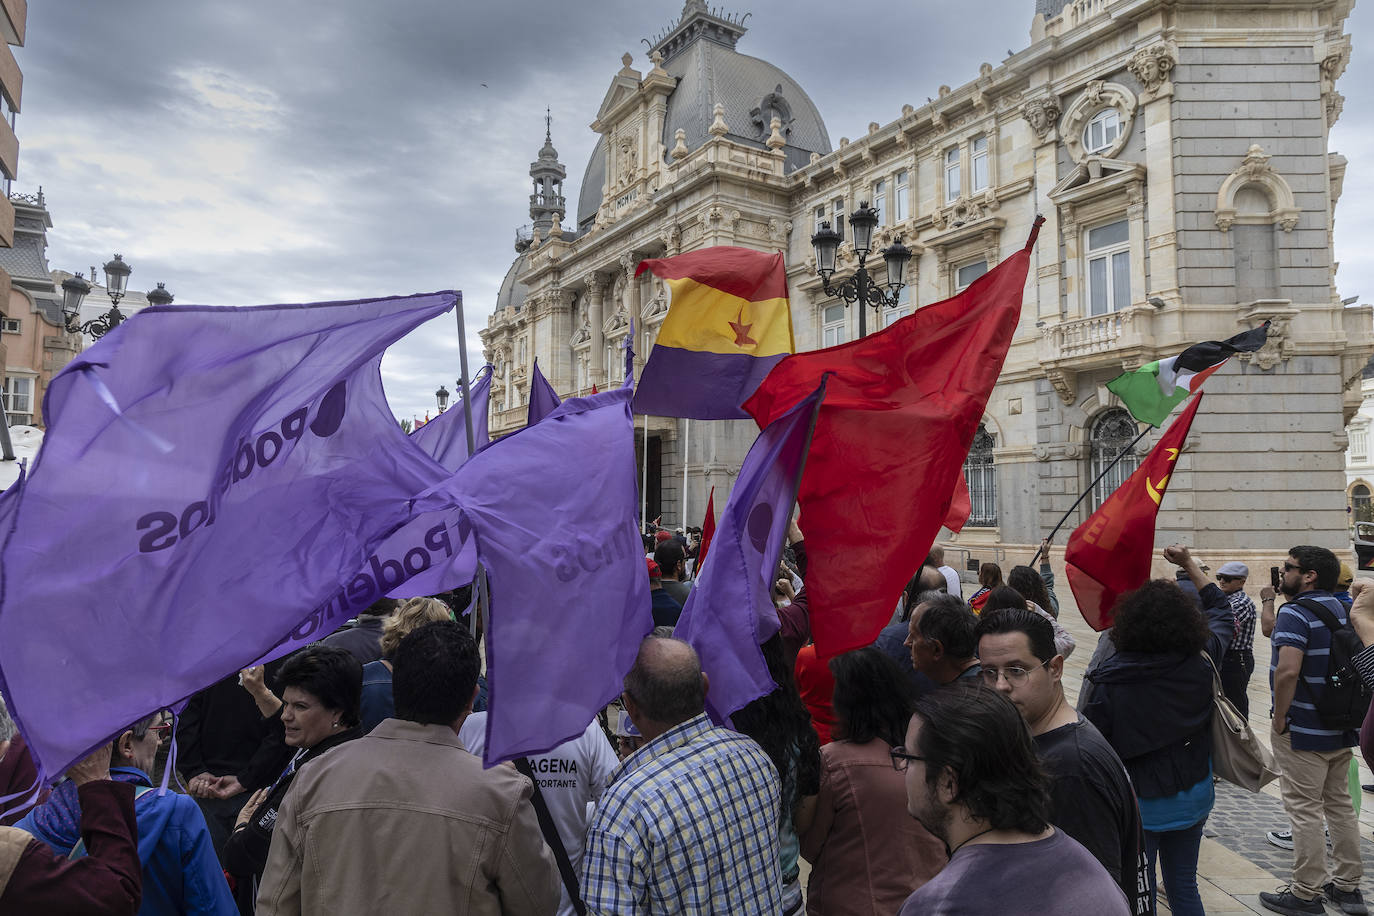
[[416, 384, 651, 765], [527, 358, 561, 426], [410, 364, 492, 472], [674, 380, 824, 723], [0, 293, 456, 779]]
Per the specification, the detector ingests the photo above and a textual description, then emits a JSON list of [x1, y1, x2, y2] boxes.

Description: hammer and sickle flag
[[1065, 392, 1203, 631]]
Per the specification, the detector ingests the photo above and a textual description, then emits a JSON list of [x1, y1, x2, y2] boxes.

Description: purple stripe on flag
[[631, 345, 786, 420]]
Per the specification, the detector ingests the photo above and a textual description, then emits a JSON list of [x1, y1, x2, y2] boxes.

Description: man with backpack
[[1259, 545, 1368, 916]]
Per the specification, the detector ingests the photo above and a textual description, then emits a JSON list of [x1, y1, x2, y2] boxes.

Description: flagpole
[[454, 297, 491, 639], [1031, 424, 1150, 566], [681, 418, 690, 531], [641, 412, 649, 531]]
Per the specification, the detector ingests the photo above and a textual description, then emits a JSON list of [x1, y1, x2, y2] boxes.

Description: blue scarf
[[25, 766, 150, 852]]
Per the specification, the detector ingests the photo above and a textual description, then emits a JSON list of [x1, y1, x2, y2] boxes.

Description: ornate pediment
[[594, 54, 643, 124], [1049, 158, 1146, 208]]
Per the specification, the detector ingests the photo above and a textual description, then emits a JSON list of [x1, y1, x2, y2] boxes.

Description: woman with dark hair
[[968, 562, 1003, 612], [1008, 565, 1055, 618], [731, 634, 822, 916], [799, 649, 945, 915], [981, 586, 1076, 659], [223, 646, 362, 904], [1081, 545, 1233, 916]]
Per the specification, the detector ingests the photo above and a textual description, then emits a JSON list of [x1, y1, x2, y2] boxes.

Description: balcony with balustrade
[[1036, 304, 1158, 403]]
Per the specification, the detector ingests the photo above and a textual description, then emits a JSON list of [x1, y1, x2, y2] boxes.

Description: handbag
[[1202, 651, 1280, 791]]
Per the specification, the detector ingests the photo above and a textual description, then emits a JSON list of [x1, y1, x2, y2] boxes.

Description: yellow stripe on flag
[[653, 277, 794, 357]]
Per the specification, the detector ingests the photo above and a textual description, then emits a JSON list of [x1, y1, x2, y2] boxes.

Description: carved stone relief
[[1127, 42, 1177, 100], [1021, 93, 1062, 144]]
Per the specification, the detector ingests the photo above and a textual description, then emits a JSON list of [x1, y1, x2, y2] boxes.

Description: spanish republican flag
[[1106, 324, 1266, 427], [632, 246, 794, 419], [1065, 392, 1203, 631]]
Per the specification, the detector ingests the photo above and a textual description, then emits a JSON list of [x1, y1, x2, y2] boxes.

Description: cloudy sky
[[15, 0, 1373, 421]]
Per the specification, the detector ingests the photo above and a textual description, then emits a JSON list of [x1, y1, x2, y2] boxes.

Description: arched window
[[1353, 484, 1372, 524], [964, 425, 997, 527], [1089, 408, 1141, 510]]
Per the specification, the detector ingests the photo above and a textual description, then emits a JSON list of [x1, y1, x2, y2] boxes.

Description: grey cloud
[[12, 0, 1373, 422]]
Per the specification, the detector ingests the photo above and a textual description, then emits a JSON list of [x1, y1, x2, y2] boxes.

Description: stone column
[[587, 275, 607, 385]]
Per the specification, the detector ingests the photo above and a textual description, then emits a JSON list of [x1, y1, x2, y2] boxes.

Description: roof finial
[[545, 107, 552, 144]]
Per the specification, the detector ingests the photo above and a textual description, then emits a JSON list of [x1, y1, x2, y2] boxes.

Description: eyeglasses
[[1283, 563, 1303, 573], [978, 659, 1051, 686], [890, 746, 926, 772]]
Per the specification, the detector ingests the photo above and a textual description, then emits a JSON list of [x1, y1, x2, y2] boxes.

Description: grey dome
[[576, 12, 830, 229], [661, 41, 829, 173], [495, 251, 529, 313]]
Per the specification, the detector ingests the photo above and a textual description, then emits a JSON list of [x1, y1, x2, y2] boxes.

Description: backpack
[[1295, 597, 1373, 730]]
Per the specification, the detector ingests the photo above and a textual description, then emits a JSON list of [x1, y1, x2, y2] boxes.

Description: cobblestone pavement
[[1207, 779, 1374, 900], [1041, 560, 1374, 914]]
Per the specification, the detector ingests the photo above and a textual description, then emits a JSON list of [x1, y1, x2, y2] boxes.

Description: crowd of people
[[0, 531, 1372, 915]]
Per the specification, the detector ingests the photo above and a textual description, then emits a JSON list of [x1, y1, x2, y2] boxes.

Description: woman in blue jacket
[[1082, 545, 1234, 916]]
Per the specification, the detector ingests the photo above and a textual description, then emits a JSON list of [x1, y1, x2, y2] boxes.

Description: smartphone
[[1270, 566, 1281, 590]]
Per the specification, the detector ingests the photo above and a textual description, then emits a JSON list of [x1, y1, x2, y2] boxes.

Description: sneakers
[[1259, 887, 1325, 915], [1266, 826, 1331, 850], [1325, 883, 1370, 916]]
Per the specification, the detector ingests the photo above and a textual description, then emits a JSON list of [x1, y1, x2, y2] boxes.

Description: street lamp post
[[435, 385, 450, 413], [58, 254, 174, 341], [810, 201, 912, 338]]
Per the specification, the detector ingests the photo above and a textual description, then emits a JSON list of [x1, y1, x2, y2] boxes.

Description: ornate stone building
[[482, 0, 1369, 572]]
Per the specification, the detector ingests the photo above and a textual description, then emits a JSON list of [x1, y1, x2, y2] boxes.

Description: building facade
[[0, 191, 79, 428], [0, 0, 26, 402], [482, 0, 1370, 572]]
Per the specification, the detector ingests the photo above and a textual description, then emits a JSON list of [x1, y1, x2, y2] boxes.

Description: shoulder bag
[[1202, 650, 1279, 791]]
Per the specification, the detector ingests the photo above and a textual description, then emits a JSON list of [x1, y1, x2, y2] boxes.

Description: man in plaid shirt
[[1215, 561, 1257, 716], [581, 636, 781, 914]]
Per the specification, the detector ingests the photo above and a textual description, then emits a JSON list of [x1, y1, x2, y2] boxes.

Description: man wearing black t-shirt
[[976, 608, 1153, 915]]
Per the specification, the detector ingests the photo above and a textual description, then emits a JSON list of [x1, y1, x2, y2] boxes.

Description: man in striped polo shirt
[[1259, 546, 1366, 916]]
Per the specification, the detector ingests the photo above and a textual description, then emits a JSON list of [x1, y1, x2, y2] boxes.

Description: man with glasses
[[892, 683, 1130, 915], [1214, 561, 1257, 717], [975, 608, 1149, 914], [18, 711, 237, 914], [1258, 546, 1366, 916]]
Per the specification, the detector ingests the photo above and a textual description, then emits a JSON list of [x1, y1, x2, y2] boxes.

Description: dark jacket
[[221, 721, 360, 881], [1081, 581, 1233, 800], [177, 668, 292, 792]]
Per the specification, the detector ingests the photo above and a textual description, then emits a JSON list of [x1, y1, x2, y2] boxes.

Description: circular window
[[1084, 109, 1121, 155]]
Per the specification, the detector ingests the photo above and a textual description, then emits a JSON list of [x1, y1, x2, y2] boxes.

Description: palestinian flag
[[1106, 323, 1268, 426]]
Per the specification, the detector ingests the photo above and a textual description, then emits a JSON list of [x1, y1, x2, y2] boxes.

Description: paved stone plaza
[[1051, 567, 1374, 915]]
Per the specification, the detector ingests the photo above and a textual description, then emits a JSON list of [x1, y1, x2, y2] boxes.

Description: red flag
[[697, 486, 717, 569], [1065, 393, 1202, 631], [943, 470, 972, 533], [591, 383, 599, 394], [743, 218, 1040, 658]]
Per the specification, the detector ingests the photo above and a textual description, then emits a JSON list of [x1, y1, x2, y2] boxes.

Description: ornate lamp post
[[59, 255, 173, 341], [146, 282, 175, 308], [810, 201, 912, 338], [435, 384, 451, 413]]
